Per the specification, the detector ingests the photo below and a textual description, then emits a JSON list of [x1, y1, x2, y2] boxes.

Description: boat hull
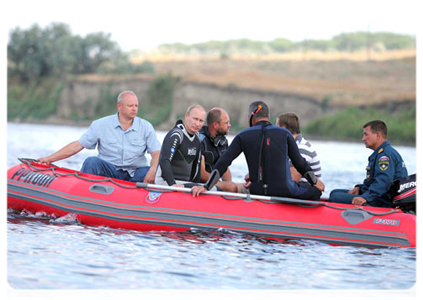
[[7, 161, 416, 248]]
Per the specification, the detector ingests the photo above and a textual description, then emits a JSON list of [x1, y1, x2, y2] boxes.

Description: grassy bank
[[303, 105, 416, 145], [7, 75, 175, 127], [7, 76, 416, 145], [7, 78, 65, 120]]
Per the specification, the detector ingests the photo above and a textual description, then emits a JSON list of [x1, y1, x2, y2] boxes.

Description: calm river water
[[5, 123, 418, 297]]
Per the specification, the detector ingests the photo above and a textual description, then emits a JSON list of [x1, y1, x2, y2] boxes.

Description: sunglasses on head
[[249, 105, 262, 127]]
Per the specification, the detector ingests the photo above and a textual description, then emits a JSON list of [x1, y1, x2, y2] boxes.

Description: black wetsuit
[[199, 125, 228, 173], [212, 121, 322, 200], [156, 120, 202, 185]]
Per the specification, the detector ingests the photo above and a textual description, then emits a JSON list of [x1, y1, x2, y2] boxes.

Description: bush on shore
[[304, 106, 416, 145], [7, 76, 415, 145]]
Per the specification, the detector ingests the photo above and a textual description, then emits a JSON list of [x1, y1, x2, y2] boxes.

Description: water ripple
[[7, 123, 417, 289]]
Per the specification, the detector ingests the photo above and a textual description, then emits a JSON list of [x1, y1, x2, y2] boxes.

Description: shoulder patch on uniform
[[378, 148, 383, 154], [378, 155, 390, 171]]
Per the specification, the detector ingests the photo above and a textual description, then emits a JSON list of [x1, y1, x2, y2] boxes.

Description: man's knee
[[295, 182, 321, 201], [130, 166, 150, 182], [304, 186, 321, 201], [81, 156, 102, 172], [328, 189, 353, 204], [216, 181, 238, 193], [80, 156, 114, 178]]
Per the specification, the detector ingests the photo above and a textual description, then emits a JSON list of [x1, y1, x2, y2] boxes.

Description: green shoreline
[[7, 75, 416, 146]]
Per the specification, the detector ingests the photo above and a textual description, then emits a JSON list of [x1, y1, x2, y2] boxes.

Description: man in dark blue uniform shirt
[[192, 101, 325, 199], [329, 120, 407, 207]]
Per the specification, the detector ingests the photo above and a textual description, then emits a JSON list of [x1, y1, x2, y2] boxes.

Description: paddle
[[136, 182, 325, 206]]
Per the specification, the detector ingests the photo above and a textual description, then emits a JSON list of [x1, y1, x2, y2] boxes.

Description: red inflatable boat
[[7, 159, 416, 248]]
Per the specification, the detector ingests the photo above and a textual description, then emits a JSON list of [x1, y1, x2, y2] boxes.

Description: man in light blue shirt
[[38, 91, 161, 183]]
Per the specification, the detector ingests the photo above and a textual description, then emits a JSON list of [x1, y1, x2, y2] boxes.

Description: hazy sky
[[4, 0, 418, 51]]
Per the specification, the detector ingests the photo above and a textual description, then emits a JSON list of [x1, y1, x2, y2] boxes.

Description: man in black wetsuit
[[192, 101, 325, 200], [155, 105, 206, 187], [199, 108, 237, 192]]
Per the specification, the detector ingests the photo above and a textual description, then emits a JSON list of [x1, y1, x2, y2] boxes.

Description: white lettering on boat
[[398, 181, 416, 193], [373, 218, 400, 226]]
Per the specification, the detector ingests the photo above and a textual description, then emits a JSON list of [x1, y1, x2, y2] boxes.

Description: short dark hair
[[248, 101, 269, 120], [206, 108, 222, 126], [363, 120, 388, 138], [276, 113, 301, 134]]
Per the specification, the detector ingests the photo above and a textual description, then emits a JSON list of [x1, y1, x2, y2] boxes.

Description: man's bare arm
[[37, 141, 84, 164], [143, 150, 160, 183]]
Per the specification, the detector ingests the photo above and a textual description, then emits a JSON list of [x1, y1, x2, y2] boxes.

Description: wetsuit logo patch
[[146, 192, 161, 204], [187, 148, 197, 156], [379, 156, 390, 171]]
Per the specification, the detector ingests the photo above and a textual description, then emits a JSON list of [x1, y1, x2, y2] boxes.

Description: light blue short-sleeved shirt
[[78, 113, 161, 176]]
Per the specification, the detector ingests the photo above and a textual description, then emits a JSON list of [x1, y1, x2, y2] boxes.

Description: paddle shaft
[[136, 182, 323, 206]]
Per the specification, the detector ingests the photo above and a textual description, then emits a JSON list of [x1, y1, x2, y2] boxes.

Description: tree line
[[158, 32, 416, 56], [8, 23, 415, 82], [7, 23, 168, 123], [7, 23, 155, 82]]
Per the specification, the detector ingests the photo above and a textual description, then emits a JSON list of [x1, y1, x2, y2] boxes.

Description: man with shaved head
[[199, 107, 237, 192], [38, 91, 161, 183]]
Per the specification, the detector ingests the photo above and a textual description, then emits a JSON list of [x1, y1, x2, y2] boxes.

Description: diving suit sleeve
[[204, 169, 221, 191], [213, 135, 243, 176], [304, 171, 318, 185], [158, 130, 182, 185]]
